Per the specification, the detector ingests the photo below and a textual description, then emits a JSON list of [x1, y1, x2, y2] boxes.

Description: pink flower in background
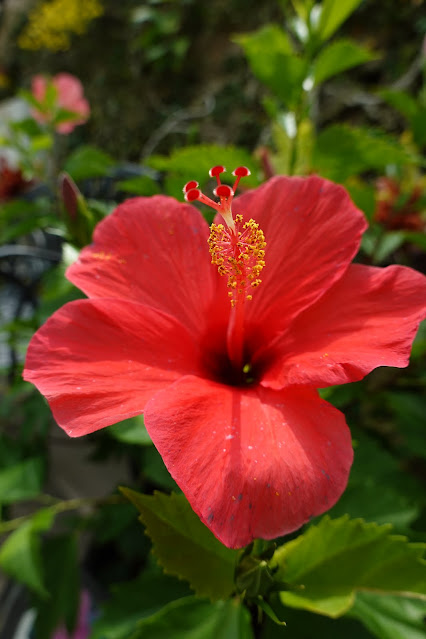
[[31, 72, 90, 134]]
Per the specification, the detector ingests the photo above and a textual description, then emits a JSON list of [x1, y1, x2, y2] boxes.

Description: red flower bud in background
[[0, 158, 31, 202], [374, 177, 425, 232], [58, 172, 96, 248]]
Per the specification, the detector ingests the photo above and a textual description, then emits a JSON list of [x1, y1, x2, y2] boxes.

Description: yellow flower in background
[[18, 0, 103, 51]]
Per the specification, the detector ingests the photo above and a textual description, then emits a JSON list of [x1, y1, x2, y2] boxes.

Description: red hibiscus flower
[[31, 73, 90, 134], [23, 170, 426, 548]]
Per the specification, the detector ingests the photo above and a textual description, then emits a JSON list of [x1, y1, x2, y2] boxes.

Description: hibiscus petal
[[232, 176, 367, 341], [261, 263, 426, 389], [67, 196, 222, 334], [144, 376, 353, 548], [24, 299, 200, 436]]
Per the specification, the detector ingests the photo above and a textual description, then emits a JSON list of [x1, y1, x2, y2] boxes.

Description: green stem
[[0, 494, 125, 534]]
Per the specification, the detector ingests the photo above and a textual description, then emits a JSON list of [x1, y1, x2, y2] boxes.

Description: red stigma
[[232, 167, 251, 177], [209, 165, 226, 177], [183, 180, 199, 193], [214, 184, 234, 199], [185, 188, 202, 202], [183, 165, 251, 230]]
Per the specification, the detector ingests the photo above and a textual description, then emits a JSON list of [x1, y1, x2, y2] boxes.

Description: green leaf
[[235, 25, 306, 107], [121, 489, 239, 601], [10, 116, 44, 137], [90, 568, 191, 639], [349, 592, 426, 639], [313, 125, 417, 181], [0, 508, 55, 595], [380, 90, 418, 122], [384, 392, 426, 460], [33, 534, 80, 638], [345, 181, 376, 221], [30, 134, 53, 152], [290, 0, 315, 24], [0, 198, 58, 243], [261, 596, 373, 638], [116, 175, 160, 196], [141, 446, 179, 491], [402, 231, 426, 252], [411, 107, 426, 147], [326, 428, 422, 530], [255, 597, 287, 626], [314, 38, 377, 85], [91, 502, 139, 544], [131, 596, 254, 639], [63, 145, 115, 181], [0, 457, 44, 503], [235, 23, 293, 61], [317, 0, 363, 41], [272, 516, 426, 617], [109, 415, 152, 445], [373, 231, 406, 264]]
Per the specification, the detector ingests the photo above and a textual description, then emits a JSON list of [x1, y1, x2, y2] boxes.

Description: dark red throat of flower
[[183, 166, 266, 381]]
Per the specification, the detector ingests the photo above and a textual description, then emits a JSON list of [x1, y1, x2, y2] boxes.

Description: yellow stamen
[[208, 217, 266, 305]]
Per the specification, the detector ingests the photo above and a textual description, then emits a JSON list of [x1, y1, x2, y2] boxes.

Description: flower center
[[184, 166, 266, 382]]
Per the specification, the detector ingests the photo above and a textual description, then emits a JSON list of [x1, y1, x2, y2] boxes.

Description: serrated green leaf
[[0, 457, 44, 503], [349, 592, 426, 639], [130, 596, 254, 639], [314, 38, 377, 85], [317, 0, 363, 41], [313, 125, 417, 181], [63, 145, 115, 181], [90, 568, 191, 639], [109, 415, 152, 445], [272, 516, 426, 617], [121, 489, 239, 601], [0, 508, 55, 596], [235, 25, 306, 108]]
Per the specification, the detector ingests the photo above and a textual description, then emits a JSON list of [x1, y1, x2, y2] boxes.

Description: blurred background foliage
[[0, 0, 425, 638]]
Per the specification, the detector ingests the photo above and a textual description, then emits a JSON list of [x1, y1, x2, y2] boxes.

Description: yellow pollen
[[208, 216, 266, 304]]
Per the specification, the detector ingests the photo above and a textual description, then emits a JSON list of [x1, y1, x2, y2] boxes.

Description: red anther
[[183, 180, 199, 193], [184, 188, 201, 202], [209, 165, 226, 178], [232, 166, 251, 177], [214, 184, 234, 199]]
